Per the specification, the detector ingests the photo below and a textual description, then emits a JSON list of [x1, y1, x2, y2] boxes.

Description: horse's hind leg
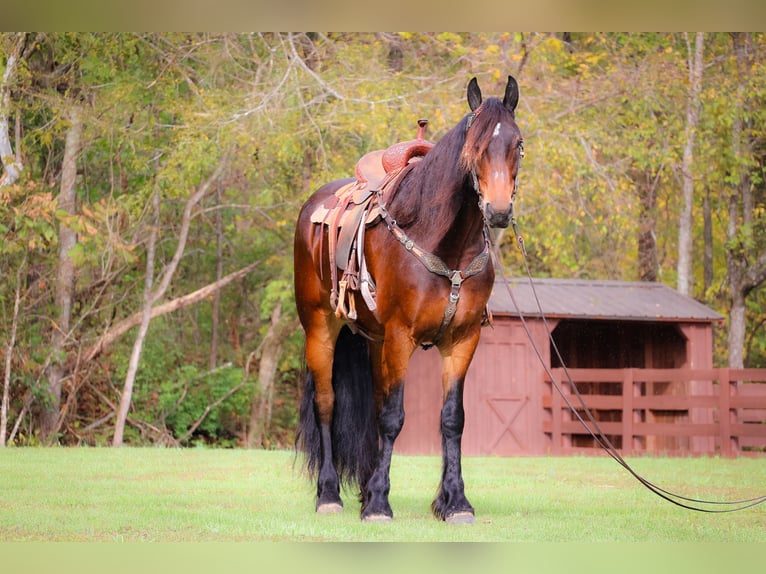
[[304, 321, 344, 513]]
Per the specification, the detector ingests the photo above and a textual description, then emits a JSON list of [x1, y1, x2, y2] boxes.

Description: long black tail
[[296, 326, 378, 491]]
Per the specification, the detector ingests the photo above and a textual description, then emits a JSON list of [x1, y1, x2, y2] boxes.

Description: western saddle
[[310, 120, 434, 323]]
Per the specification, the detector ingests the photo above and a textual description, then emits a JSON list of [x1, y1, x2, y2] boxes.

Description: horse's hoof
[[362, 513, 393, 523], [445, 511, 475, 525], [317, 502, 344, 514]]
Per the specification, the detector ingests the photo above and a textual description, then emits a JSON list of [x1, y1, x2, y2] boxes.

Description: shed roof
[[488, 278, 724, 323]]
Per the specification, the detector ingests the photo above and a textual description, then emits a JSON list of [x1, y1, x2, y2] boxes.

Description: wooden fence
[[543, 368, 766, 457]]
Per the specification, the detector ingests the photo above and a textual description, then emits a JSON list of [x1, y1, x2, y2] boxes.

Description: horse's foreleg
[[432, 333, 480, 523], [360, 383, 404, 522], [360, 337, 411, 522]]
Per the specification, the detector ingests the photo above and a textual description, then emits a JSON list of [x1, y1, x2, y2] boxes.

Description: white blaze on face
[[489, 124, 507, 185], [481, 121, 513, 221]]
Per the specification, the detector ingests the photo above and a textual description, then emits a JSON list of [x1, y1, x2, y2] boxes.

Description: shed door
[[462, 322, 534, 455], [396, 320, 542, 456]]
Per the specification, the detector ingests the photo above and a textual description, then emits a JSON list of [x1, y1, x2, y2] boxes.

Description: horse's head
[[461, 76, 523, 229]]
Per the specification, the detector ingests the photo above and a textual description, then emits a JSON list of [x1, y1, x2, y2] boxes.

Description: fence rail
[[543, 368, 766, 457]]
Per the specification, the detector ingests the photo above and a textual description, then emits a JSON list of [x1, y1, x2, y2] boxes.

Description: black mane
[[387, 114, 472, 234]]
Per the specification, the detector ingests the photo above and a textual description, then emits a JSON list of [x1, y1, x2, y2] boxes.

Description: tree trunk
[[111, 161, 225, 445], [82, 260, 259, 365], [0, 33, 25, 188], [112, 189, 159, 447], [634, 167, 660, 282], [40, 105, 81, 442], [1, 257, 25, 446], [728, 286, 747, 369], [246, 303, 297, 448], [725, 33, 766, 369], [702, 186, 713, 294], [726, 33, 749, 369], [676, 32, 704, 296], [210, 182, 223, 369]]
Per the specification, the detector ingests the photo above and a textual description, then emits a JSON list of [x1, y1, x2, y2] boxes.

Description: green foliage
[[159, 365, 251, 447], [3, 32, 766, 446], [113, 322, 253, 446]]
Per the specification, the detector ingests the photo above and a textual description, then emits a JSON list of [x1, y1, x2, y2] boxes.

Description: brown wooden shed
[[395, 278, 725, 456]]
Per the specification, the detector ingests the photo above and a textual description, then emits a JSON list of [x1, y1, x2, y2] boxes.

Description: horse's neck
[[385, 123, 487, 260], [396, 166, 486, 264], [437, 190, 487, 262]]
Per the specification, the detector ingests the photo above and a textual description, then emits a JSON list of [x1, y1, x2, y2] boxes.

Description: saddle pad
[[309, 181, 378, 226], [309, 204, 381, 227]]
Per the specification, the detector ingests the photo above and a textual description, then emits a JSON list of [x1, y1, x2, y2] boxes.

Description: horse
[[293, 76, 524, 523]]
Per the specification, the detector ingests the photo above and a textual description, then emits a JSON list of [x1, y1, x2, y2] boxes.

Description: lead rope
[[489, 206, 766, 513]]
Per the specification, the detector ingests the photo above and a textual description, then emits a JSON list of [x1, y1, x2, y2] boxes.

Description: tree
[[40, 105, 81, 442], [1, 257, 24, 446], [0, 33, 24, 188], [725, 33, 766, 368], [2, 32, 765, 445], [112, 161, 226, 446], [0, 33, 28, 446], [677, 32, 705, 296]]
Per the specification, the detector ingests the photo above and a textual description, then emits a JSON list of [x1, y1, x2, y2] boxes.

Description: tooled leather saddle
[[309, 120, 434, 322]]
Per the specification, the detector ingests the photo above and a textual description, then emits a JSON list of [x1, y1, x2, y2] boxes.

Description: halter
[[465, 108, 525, 227]]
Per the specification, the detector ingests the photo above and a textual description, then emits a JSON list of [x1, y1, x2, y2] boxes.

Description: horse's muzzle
[[482, 202, 512, 228]]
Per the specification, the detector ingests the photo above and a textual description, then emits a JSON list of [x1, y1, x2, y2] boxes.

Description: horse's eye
[[518, 142, 525, 159]]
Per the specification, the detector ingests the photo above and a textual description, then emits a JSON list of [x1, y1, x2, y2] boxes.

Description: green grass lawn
[[0, 448, 764, 542]]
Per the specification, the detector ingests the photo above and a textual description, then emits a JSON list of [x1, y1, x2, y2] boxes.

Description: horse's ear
[[503, 75, 519, 116], [467, 77, 482, 111]]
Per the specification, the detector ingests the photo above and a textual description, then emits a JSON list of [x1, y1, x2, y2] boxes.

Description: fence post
[[719, 368, 734, 458], [622, 369, 634, 455], [550, 369, 562, 455]]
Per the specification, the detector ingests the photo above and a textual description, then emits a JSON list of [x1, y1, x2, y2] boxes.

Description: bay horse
[[294, 76, 524, 523]]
